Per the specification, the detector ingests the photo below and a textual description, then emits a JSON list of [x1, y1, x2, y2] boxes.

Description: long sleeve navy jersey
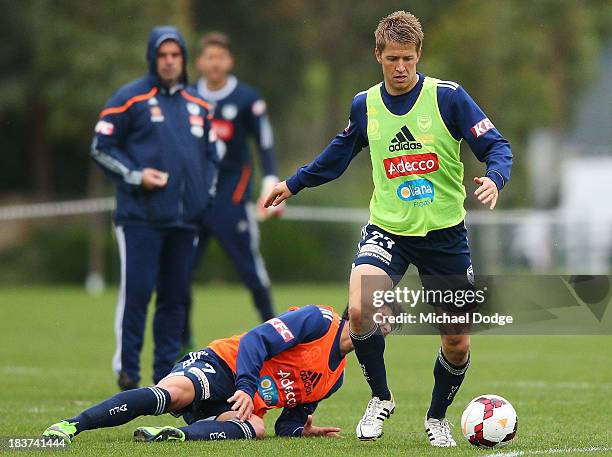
[[194, 76, 278, 204], [233, 305, 346, 436], [286, 73, 512, 194]]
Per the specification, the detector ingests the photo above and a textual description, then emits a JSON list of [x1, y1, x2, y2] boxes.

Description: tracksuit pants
[[113, 225, 197, 384]]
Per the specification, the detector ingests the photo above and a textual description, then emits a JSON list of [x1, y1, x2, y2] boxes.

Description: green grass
[[1, 284, 611, 456]]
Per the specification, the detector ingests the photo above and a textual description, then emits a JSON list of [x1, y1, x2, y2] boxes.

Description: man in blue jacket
[[91, 26, 219, 390]]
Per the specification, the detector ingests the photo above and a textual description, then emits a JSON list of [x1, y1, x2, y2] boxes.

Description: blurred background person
[[91, 26, 218, 390], [182, 32, 283, 352]]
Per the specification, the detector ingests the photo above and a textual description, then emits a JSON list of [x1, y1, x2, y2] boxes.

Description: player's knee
[[156, 377, 195, 410], [249, 416, 265, 439], [350, 265, 392, 311], [442, 336, 470, 363], [162, 385, 187, 409], [126, 276, 156, 305], [348, 303, 363, 323]]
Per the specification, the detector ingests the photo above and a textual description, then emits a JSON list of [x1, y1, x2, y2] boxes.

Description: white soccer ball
[[461, 394, 518, 448]]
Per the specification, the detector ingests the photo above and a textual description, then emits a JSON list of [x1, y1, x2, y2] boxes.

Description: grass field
[[1, 284, 611, 456]]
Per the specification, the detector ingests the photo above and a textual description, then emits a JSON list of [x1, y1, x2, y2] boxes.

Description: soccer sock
[[251, 287, 274, 322], [65, 387, 171, 435], [180, 419, 256, 441], [427, 348, 470, 419], [350, 324, 391, 401]]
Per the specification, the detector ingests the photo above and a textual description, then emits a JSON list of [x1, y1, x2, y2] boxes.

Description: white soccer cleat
[[356, 395, 395, 440], [424, 416, 457, 447]]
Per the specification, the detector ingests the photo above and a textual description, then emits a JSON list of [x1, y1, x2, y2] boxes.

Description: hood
[[146, 26, 188, 85]]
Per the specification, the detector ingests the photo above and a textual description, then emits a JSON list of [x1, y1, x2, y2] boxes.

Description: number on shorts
[[366, 230, 395, 250]]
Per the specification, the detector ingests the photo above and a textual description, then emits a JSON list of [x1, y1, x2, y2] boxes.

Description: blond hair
[[375, 11, 423, 52]]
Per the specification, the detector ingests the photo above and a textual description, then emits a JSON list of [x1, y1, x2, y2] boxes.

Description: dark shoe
[[118, 371, 139, 391]]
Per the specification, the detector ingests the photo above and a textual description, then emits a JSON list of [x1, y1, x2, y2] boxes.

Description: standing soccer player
[[265, 11, 512, 447], [182, 32, 282, 350], [91, 26, 218, 390]]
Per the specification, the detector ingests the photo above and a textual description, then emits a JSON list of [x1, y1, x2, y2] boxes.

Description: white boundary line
[[0, 197, 114, 220], [3, 197, 607, 225], [486, 446, 612, 456]]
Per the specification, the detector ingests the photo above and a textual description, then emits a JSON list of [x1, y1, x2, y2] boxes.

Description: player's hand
[[141, 168, 169, 190], [302, 415, 342, 438], [257, 176, 286, 221], [228, 390, 253, 421], [263, 180, 293, 208], [473, 176, 498, 210]]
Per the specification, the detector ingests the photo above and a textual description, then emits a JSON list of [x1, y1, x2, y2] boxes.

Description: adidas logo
[[300, 370, 323, 395], [389, 125, 422, 152]]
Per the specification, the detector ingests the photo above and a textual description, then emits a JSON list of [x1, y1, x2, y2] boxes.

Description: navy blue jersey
[[286, 73, 512, 194], [231, 306, 344, 397], [194, 76, 277, 204], [236, 306, 345, 437], [208, 305, 345, 436]]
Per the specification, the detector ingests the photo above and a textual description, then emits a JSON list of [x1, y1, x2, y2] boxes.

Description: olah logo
[[397, 179, 435, 202], [258, 376, 279, 406], [417, 115, 432, 132], [389, 125, 422, 152]]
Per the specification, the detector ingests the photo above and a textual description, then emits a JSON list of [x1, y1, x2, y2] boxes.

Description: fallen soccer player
[[42, 304, 399, 443]]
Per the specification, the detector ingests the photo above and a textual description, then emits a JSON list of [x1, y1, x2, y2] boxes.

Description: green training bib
[[366, 76, 466, 236]]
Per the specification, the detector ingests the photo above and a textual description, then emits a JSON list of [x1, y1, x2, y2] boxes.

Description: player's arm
[[275, 403, 340, 438], [229, 306, 333, 419], [245, 96, 283, 219], [275, 403, 318, 437], [264, 93, 368, 208], [275, 375, 344, 438], [441, 85, 513, 209], [246, 94, 285, 220], [90, 93, 167, 190]]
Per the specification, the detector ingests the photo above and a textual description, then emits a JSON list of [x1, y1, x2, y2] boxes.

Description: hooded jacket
[[91, 26, 219, 228]]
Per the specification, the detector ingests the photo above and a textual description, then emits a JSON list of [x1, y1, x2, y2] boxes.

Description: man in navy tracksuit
[[91, 26, 219, 390], [181, 32, 282, 350]]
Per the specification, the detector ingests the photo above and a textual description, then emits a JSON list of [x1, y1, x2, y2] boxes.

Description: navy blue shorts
[[353, 222, 475, 310], [164, 349, 236, 424]]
